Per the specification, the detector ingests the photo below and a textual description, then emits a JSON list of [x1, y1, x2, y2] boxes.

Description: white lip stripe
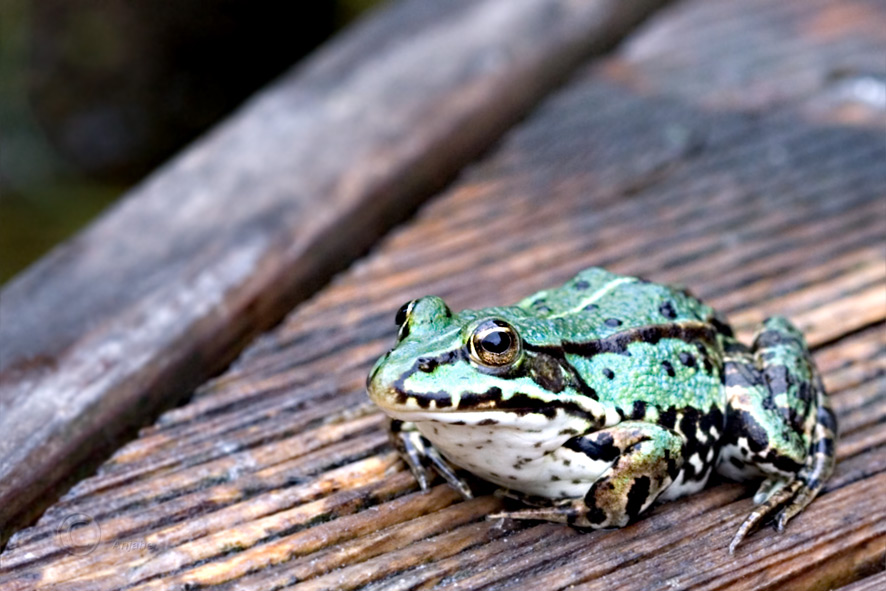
[[550, 277, 636, 319]]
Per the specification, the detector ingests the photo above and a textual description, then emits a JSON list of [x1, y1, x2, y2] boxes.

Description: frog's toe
[[752, 477, 787, 505], [775, 483, 819, 532], [489, 499, 586, 524], [396, 429, 434, 492], [423, 446, 474, 499], [388, 419, 473, 498], [730, 478, 804, 553]]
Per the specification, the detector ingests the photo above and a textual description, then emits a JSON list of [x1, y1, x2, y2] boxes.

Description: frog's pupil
[[481, 330, 511, 353], [395, 302, 410, 326]]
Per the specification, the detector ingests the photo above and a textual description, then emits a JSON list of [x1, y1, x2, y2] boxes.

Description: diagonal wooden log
[[0, 0, 668, 537]]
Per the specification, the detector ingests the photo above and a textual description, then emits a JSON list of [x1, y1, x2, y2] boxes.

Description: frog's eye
[[395, 300, 416, 340], [469, 319, 521, 367], [395, 301, 414, 327]]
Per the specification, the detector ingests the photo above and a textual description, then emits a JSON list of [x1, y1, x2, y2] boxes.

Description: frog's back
[[517, 267, 726, 420], [516, 268, 714, 330]]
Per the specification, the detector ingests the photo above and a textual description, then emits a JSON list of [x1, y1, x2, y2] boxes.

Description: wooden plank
[[2, 0, 884, 588], [839, 571, 886, 591], [0, 0, 669, 536], [603, 0, 886, 123]]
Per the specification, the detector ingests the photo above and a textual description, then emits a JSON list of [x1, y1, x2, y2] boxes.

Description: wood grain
[[839, 571, 886, 591], [0, 0, 668, 537], [1, 0, 884, 588]]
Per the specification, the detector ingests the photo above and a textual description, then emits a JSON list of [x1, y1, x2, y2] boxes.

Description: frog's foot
[[729, 476, 804, 554], [719, 317, 838, 553], [729, 398, 838, 553], [387, 419, 473, 499]]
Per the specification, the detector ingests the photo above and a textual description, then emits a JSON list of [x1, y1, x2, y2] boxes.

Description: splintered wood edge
[[0, 0, 669, 536]]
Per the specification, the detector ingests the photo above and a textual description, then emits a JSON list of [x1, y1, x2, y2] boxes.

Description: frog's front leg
[[386, 418, 474, 499], [492, 422, 684, 527], [717, 316, 837, 553]]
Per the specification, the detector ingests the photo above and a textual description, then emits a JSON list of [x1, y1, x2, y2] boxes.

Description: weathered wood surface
[[841, 571, 886, 591], [2, 0, 885, 588], [0, 0, 668, 536]]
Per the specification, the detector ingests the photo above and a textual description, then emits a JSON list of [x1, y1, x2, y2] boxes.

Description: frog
[[366, 267, 836, 552]]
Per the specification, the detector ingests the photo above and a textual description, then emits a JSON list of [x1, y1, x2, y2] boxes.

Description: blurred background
[[0, 0, 382, 285]]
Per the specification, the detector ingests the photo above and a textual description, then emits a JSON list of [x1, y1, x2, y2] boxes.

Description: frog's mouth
[[369, 382, 569, 428], [379, 405, 560, 431], [368, 383, 471, 415]]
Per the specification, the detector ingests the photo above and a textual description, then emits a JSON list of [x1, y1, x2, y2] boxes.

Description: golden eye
[[470, 319, 521, 367]]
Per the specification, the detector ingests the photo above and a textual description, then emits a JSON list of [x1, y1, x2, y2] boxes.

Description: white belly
[[415, 410, 611, 499]]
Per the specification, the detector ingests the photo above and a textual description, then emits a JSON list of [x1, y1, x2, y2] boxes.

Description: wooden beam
[[0, 0, 668, 536]]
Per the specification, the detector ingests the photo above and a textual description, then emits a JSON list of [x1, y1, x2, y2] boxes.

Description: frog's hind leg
[[491, 422, 684, 528], [717, 317, 837, 553]]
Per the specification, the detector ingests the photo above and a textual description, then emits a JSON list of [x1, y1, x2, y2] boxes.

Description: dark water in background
[[0, 0, 380, 285]]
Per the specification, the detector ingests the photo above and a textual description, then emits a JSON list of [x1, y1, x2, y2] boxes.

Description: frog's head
[[367, 296, 601, 426]]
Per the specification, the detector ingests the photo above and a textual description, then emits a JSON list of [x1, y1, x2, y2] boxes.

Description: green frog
[[366, 267, 836, 552]]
